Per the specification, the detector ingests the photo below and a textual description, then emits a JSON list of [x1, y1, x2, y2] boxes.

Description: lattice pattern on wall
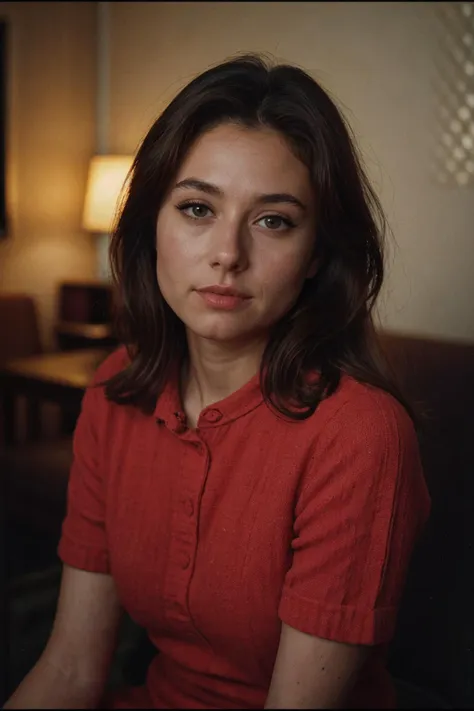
[[432, 2, 474, 187]]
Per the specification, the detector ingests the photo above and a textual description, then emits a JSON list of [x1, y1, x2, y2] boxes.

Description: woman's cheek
[[265, 253, 307, 295]]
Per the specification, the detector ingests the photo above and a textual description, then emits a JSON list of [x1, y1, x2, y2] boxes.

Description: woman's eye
[[257, 215, 294, 231], [177, 204, 294, 230], [178, 202, 211, 219]]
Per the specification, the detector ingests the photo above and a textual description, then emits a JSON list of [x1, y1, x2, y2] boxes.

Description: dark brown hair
[[103, 53, 419, 428]]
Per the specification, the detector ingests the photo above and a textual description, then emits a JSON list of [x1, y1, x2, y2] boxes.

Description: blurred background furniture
[[393, 677, 452, 709], [380, 331, 474, 709], [0, 293, 42, 364], [0, 348, 112, 535], [0, 291, 115, 703], [54, 279, 116, 351], [0, 292, 56, 703], [0, 285, 115, 539]]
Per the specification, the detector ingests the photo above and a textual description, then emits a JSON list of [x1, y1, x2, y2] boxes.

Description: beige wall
[[0, 1, 98, 350], [107, 1, 474, 343]]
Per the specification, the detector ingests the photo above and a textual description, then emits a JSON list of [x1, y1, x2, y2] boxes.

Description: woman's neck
[[181, 332, 267, 417]]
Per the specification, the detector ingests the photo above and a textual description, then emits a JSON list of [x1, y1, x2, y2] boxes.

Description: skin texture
[[155, 122, 318, 421], [264, 623, 369, 709]]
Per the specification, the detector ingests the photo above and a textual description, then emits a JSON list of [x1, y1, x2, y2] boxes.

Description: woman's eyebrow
[[173, 178, 307, 211]]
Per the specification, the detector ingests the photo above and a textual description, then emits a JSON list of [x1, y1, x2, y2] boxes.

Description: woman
[[5, 53, 430, 709]]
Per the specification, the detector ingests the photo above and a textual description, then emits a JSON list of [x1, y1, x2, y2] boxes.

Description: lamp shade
[[82, 154, 133, 232]]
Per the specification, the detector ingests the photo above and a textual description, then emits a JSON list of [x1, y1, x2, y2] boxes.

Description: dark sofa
[[380, 331, 474, 708]]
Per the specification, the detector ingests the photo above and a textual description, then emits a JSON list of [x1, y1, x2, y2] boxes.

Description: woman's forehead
[[175, 123, 312, 199]]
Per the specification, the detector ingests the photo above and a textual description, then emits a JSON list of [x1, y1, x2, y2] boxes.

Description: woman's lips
[[196, 290, 251, 310]]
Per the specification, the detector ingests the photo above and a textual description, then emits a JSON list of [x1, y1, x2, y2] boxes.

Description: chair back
[[0, 294, 43, 363]]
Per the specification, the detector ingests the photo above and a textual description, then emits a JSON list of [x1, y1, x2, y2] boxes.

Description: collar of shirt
[[153, 366, 264, 433]]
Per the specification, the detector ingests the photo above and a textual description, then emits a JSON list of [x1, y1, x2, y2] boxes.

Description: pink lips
[[196, 285, 251, 311]]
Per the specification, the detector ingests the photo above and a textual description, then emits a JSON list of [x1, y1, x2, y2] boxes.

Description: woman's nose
[[209, 220, 249, 272]]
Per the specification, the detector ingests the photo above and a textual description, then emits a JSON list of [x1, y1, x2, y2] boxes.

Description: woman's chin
[[187, 325, 250, 343], [183, 316, 262, 345]]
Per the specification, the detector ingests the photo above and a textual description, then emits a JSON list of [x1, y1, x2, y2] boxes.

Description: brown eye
[[190, 204, 209, 218], [257, 215, 295, 231], [177, 202, 212, 219]]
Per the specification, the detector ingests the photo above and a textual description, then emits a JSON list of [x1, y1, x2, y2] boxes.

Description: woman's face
[[156, 122, 317, 346]]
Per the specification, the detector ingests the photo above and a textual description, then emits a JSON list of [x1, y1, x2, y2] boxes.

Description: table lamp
[[82, 154, 133, 280]]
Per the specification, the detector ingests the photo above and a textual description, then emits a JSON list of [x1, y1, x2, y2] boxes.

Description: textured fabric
[[58, 346, 430, 709]]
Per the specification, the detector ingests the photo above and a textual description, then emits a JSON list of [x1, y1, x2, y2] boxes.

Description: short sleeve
[[278, 387, 431, 646], [57, 348, 126, 574]]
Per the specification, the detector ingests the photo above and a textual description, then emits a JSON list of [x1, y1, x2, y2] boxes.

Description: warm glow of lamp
[[82, 155, 133, 233]]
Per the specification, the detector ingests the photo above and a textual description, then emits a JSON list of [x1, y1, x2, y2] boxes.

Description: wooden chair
[[0, 293, 75, 704], [0, 293, 75, 539], [0, 294, 42, 364], [0, 293, 43, 702]]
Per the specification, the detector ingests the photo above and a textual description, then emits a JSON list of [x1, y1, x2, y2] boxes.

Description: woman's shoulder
[[81, 345, 131, 419], [286, 373, 428, 524], [90, 344, 131, 387], [304, 371, 419, 453], [333, 372, 413, 420]]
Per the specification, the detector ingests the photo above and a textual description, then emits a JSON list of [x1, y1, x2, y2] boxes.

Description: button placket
[[163, 439, 209, 624], [179, 552, 191, 570], [183, 498, 194, 517]]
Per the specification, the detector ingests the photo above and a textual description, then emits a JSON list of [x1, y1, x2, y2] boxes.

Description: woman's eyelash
[[176, 201, 296, 229], [267, 215, 296, 229], [176, 201, 211, 218]]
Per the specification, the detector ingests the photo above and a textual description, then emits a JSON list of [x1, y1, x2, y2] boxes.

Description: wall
[[0, 1, 98, 350], [107, 1, 474, 343]]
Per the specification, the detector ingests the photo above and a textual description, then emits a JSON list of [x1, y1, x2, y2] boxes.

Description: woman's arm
[[3, 656, 105, 710], [267, 391, 429, 708], [264, 622, 369, 709], [3, 564, 122, 709]]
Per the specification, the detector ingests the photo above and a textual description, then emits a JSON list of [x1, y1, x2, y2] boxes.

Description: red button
[[204, 408, 223, 422]]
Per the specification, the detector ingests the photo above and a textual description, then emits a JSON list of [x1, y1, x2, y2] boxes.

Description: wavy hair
[[102, 53, 419, 429]]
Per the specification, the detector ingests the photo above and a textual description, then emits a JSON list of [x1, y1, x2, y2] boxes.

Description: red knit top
[[57, 346, 430, 709]]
